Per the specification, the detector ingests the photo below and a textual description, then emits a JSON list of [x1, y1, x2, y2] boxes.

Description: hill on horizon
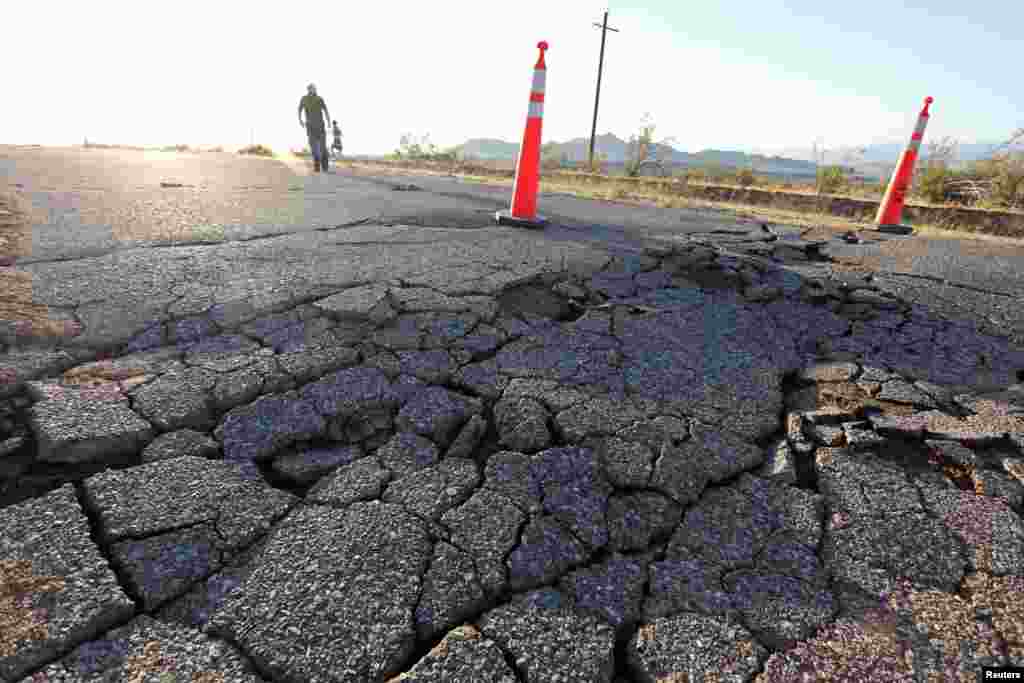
[[772, 140, 1023, 167], [452, 133, 1023, 181], [453, 134, 821, 178]]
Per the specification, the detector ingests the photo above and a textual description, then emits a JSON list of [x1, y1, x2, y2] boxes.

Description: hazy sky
[[6, 0, 1020, 155]]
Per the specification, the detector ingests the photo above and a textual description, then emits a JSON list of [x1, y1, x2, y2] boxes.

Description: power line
[[588, 10, 619, 171]]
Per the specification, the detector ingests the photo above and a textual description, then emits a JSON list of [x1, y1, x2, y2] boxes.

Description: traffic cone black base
[[496, 210, 548, 229], [875, 224, 915, 235]]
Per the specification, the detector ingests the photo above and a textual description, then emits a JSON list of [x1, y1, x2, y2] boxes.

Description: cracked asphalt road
[[2, 145, 1024, 682]]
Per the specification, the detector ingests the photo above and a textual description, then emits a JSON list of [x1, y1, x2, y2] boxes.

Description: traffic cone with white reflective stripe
[[875, 96, 934, 235], [497, 41, 549, 229]]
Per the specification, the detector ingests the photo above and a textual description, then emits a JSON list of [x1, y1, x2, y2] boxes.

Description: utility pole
[[588, 10, 619, 172], [812, 137, 825, 195]]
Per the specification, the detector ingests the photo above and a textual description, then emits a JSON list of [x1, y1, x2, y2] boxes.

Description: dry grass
[[1, 191, 84, 341], [0, 268, 66, 335], [0, 559, 66, 658], [0, 192, 34, 261]]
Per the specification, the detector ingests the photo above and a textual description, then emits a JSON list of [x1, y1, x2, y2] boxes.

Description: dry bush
[[817, 166, 847, 194], [239, 144, 275, 157], [735, 167, 756, 187], [973, 155, 1024, 209]]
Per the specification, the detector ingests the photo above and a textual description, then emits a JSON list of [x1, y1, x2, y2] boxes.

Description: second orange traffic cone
[[875, 96, 934, 235], [497, 41, 549, 229]]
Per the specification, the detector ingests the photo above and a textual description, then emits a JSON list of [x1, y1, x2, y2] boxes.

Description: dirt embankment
[[605, 178, 1024, 240]]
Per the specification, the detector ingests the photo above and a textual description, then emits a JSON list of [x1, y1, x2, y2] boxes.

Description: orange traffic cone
[[875, 96, 934, 235], [497, 41, 549, 229]]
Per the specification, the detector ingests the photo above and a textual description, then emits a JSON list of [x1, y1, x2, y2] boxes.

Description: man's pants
[[308, 131, 328, 171]]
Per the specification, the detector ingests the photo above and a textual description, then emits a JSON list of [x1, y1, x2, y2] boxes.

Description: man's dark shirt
[[300, 94, 327, 135]]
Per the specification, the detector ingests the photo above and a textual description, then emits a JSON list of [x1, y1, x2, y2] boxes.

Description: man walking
[[298, 83, 331, 172]]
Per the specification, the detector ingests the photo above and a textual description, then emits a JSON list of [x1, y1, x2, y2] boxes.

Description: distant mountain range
[[455, 135, 1021, 181], [776, 140, 1024, 181], [456, 138, 520, 160], [456, 134, 822, 178], [774, 141, 1016, 166]]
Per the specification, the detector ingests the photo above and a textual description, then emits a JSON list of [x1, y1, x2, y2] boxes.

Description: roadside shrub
[[974, 155, 1024, 209], [916, 165, 950, 204], [876, 174, 891, 196], [395, 133, 433, 160], [239, 144, 275, 157], [541, 156, 562, 171], [625, 113, 657, 178], [587, 153, 609, 175], [844, 179, 882, 198], [707, 164, 732, 183], [391, 134, 460, 163], [432, 147, 460, 163], [161, 144, 191, 153], [994, 161, 1024, 209], [540, 142, 566, 171], [735, 167, 756, 187], [817, 166, 846, 194], [686, 168, 707, 183]]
